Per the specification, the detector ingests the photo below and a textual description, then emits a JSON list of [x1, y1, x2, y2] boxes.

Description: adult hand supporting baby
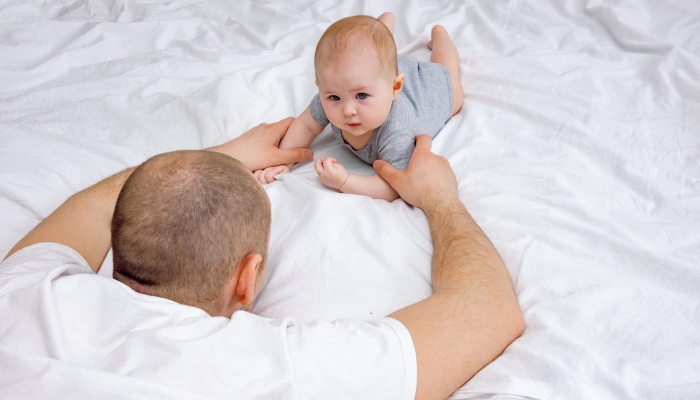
[[209, 117, 313, 172], [373, 135, 456, 209]]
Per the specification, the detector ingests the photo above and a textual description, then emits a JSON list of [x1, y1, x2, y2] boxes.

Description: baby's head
[[314, 16, 404, 137]]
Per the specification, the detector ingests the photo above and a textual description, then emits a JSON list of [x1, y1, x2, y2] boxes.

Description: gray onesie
[[310, 54, 453, 170]]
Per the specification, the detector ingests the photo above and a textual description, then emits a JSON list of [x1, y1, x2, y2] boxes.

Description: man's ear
[[392, 73, 405, 99], [221, 253, 263, 317], [235, 253, 263, 307]]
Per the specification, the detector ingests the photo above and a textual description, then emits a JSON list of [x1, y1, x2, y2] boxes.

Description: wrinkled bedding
[[1, 0, 699, 399]]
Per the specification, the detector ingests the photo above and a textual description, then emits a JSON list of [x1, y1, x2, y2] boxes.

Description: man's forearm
[[424, 193, 516, 295], [4, 168, 134, 272], [429, 193, 523, 396]]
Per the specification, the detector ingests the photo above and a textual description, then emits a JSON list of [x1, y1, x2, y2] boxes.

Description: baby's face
[[316, 48, 400, 137]]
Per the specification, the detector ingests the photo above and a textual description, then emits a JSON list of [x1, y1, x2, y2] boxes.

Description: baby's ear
[[393, 73, 405, 98]]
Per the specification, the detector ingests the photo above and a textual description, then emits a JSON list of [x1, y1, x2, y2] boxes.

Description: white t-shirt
[[0, 243, 417, 400]]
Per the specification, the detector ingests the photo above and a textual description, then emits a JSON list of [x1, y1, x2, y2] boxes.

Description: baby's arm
[[314, 157, 399, 202], [254, 106, 325, 184], [279, 106, 325, 161]]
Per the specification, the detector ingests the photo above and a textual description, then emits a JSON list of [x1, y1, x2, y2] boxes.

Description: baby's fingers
[[262, 166, 284, 183], [314, 158, 325, 173], [253, 169, 267, 185], [322, 157, 337, 169]]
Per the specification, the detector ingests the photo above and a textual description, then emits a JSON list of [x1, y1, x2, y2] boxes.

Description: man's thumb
[[280, 148, 313, 164], [373, 160, 398, 183]]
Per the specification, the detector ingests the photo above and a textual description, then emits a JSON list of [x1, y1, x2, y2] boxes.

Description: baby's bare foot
[[378, 12, 395, 35], [428, 25, 448, 50]]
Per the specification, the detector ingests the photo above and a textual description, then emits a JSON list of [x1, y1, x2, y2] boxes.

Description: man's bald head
[[111, 150, 270, 315]]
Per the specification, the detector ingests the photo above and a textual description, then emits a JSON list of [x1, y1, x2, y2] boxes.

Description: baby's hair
[[314, 15, 397, 78]]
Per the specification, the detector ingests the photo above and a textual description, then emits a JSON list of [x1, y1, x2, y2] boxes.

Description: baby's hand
[[314, 157, 350, 190], [253, 165, 290, 185]]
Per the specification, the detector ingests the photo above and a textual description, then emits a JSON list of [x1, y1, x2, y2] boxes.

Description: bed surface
[[1, 0, 699, 398]]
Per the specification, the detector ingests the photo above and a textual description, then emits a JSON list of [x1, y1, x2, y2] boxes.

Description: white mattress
[[1, 0, 699, 399]]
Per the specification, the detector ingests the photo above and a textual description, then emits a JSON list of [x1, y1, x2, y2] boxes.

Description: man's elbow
[[511, 310, 526, 341], [503, 303, 525, 346]]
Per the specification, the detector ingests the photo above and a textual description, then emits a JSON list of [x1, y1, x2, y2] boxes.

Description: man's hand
[[314, 157, 350, 190], [209, 117, 313, 171], [373, 135, 457, 209]]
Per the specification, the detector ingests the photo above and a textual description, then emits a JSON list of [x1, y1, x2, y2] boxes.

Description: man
[[0, 118, 524, 400]]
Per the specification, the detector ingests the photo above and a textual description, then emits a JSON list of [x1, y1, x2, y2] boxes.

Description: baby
[[254, 12, 463, 201]]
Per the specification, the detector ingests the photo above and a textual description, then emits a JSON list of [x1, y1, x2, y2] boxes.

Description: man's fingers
[[414, 134, 432, 152], [269, 117, 295, 140], [373, 160, 399, 185]]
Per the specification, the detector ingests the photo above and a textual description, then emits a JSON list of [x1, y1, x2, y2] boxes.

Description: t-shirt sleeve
[[0, 243, 92, 293], [378, 131, 416, 170], [286, 317, 417, 400], [309, 94, 330, 126]]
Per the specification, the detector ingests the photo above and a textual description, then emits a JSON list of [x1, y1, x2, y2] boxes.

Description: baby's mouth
[[346, 122, 360, 128]]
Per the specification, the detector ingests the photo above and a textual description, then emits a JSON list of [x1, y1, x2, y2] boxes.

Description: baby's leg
[[377, 12, 394, 36], [428, 25, 463, 116]]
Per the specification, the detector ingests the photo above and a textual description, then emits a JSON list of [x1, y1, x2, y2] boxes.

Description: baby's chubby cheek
[[365, 100, 393, 128]]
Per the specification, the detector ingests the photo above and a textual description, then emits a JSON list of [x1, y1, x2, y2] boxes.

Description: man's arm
[[4, 118, 313, 272], [4, 168, 134, 272], [374, 135, 525, 400]]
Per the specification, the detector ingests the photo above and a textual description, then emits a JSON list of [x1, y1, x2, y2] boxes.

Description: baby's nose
[[342, 103, 357, 117]]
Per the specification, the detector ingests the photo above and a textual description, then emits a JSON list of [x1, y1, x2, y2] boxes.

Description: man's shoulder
[[2, 242, 89, 268], [0, 243, 91, 292]]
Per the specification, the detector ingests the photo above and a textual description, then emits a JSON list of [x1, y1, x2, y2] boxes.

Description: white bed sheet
[[1, 0, 699, 399]]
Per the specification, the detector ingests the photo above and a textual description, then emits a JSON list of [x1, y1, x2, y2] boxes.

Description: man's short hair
[[111, 150, 270, 315], [314, 15, 397, 78]]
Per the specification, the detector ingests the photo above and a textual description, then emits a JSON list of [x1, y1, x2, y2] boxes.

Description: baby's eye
[[356, 93, 368, 100], [329, 95, 340, 101]]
